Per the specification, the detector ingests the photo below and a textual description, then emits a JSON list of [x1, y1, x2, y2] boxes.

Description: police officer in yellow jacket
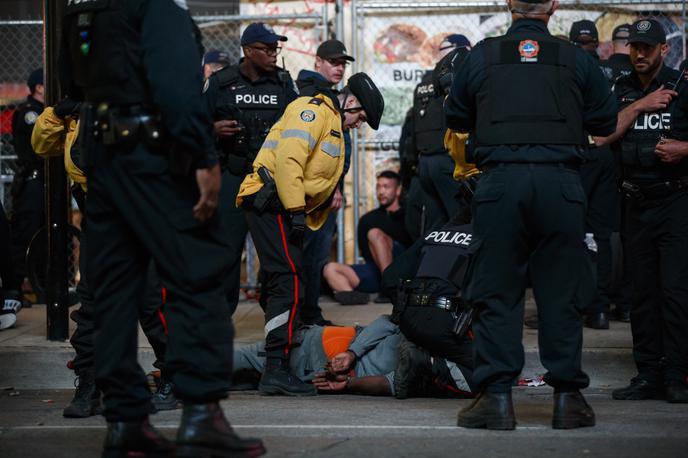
[[237, 73, 384, 396]]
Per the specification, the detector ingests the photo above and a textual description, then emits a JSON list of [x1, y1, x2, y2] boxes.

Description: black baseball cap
[[612, 23, 632, 41], [627, 19, 666, 46], [27, 68, 43, 90], [241, 22, 287, 45], [316, 39, 355, 62], [347, 73, 384, 130], [203, 49, 230, 66], [569, 20, 599, 42]]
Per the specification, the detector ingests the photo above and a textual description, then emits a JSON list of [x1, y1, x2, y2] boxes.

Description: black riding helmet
[[346, 72, 385, 130]]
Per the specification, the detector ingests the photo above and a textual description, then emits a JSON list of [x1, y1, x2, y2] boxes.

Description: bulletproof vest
[[415, 224, 472, 289], [412, 72, 446, 155], [599, 54, 632, 87], [475, 33, 584, 146], [215, 65, 291, 159], [63, 0, 149, 105], [617, 69, 688, 182]]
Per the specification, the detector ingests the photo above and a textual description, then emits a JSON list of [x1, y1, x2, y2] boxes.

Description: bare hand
[[329, 351, 355, 374], [193, 163, 221, 221], [214, 119, 243, 137], [313, 372, 348, 391], [637, 85, 678, 113], [655, 138, 688, 163], [330, 188, 343, 210]]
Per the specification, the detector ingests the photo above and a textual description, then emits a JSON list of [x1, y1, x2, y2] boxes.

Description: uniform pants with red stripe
[[245, 208, 303, 359]]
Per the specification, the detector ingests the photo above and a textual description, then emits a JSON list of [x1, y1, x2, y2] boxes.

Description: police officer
[[9, 68, 45, 296], [206, 22, 297, 316], [237, 73, 384, 396], [414, 35, 471, 231], [59, 1, 264, 456], [599, 24, 633, 85], [595, 19, 688, 403], [445, 0, 617, 429]]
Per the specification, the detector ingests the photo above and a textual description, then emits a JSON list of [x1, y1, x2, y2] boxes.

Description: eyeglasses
[[249, 46, 282, 56], [325, 58, 349, 67], [344, 106, 367, 122]]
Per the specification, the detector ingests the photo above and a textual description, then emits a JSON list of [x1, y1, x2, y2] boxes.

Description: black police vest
[[63, 0, 149, 106], [599, 54, 632, 87], [215, 65, 290, 158], [415, 224, 472, 288], [412, 73, 446, 155], [617, 69, 688, 182], [475, 33, 584, 146]]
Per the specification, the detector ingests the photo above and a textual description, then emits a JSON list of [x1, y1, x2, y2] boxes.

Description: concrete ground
[[1, 298, 686, 457]]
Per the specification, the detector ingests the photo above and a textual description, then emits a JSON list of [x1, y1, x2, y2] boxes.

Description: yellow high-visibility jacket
[[444, 129, 479, 180], [237, 93, 345, 230], [30, 107, 86, 191]]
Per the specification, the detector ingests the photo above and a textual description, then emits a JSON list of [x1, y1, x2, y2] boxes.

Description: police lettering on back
[[424, 230, 472, 247], [235, 94, 279, 105]]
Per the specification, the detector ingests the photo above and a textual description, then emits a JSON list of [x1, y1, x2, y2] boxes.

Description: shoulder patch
[[300, 110, 316, 122], [309, 98, 323, 106], [24, 111, 38, 125], [330, 130, 341, 138]]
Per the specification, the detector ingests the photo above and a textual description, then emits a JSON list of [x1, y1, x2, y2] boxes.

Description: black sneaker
[[63, 371, 102, 418], [151, 379, 179, 412], [259, 366, 316, 396], [334, 291, 369, 305], [612, 377, 665, 400]]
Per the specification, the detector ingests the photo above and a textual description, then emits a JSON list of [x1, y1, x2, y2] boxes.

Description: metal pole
[[351, 0, 360, 263], [44, 0, 70, 341], [335, 0, 345, 263], [322, 4, 328, 42], [683, 0, 687, 61]]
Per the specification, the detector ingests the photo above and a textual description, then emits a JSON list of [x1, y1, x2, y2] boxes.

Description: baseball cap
[[347, 73, 385, 130], [316, 39, 355, 62], [240, 22, 288, 46], [203, 49, 231, 66], [439, 34, 471, 51], [627, 19, 666, 46], [569, 20, 599, 42], [27, 68, 43, 90], [612, 23, 632, 41]]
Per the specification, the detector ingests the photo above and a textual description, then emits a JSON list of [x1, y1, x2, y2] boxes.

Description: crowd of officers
[[1, 0, 687, 455]]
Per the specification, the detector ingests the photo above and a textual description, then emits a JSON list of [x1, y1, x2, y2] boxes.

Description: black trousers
[[464, 164, 591, 392], [0, 201, 18, 292], [418, 154, 464, 232], [85, 143, 236, 421], [579, 146, 619, 314], [625, 191, 688, 384], [9, 174, 44, 285], [245, 207, 302, 359]]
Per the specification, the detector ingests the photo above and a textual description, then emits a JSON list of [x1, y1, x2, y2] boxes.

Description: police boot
[[394, 339, 432, 399], [552, 391, 596, 429], [457, 391, 516, 430], [258, 358, 317, 396], [63, 370, 103, 418], [612, 377, 665, 400], [176, 402, 266, 458], [102, 418, 174, 458], [151, 376, 179, 412]]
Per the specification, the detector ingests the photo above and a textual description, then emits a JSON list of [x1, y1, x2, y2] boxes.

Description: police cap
[[241, 22, 288, 45], [628, 19, 666, 46], [27, 68, 43, 90], [612, 23, 632, 41], [317, 39, 355, 62], [569, 20, 599, 42], [347, 73, 384, 130], [203, 49, 231, 66]]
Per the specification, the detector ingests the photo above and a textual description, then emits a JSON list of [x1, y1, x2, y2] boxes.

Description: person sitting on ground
[[231, 314, 473, 398], [323, 171, 412, 305]]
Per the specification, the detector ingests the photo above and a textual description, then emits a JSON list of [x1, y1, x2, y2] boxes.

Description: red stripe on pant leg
[[158, 287, 168, 335], [277, 213, 299, 355]]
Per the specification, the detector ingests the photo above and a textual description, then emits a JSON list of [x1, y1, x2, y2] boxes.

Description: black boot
[[176, 402, 265, 458], [102, 418, 174, 458], [552, 391, 595, 429], [394, 339, 432, 399], [584, 312, 609, 330], [612, 377, 665, 400], [457, 391, 516, 430], [258, 358, 317, 396], [63, 370, 102, 418], [151, 377, 179, 412]]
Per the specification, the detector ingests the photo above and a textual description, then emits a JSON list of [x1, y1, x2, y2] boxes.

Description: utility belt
[[621, 177, 688, 201], [96, 104, 165, 150], [242, 166, 282, 213]]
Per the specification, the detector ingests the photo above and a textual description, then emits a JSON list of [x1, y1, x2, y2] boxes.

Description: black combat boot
[[102, 418, 174, 458], [151, 376, 179, 412], [612, 377, 665, 400], [176, 402, 266, 458], [258, 358, 316, 396], [394, 339, 432, 399], [63, 370, 102, 418], [552, 390, 596, 429], [457, 391, 516, 430]]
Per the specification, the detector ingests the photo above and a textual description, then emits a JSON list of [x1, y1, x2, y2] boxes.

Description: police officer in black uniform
[[9, 68, 45, 295], [205, 22, 297, 316], [59, 1, 265, 456], [595, 19, 688, 404], [445, 0, 617, 430], [599, 24, 633, 86], [413, 36, 471, 231]]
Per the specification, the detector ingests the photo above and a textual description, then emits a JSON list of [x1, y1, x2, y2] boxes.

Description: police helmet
[[432, 47, 470, 97], [346, 72, 385, 130]]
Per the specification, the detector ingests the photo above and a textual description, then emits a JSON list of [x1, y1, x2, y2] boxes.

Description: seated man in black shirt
[[324, 171, 411, 305]]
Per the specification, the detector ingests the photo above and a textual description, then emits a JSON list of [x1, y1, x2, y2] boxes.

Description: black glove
[[289, 211, 306, 247], [54, 98, 80, 119]]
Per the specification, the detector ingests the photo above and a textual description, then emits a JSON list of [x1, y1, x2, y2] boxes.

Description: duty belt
[[406, 294, 461, 312], [96, 104, 164, 149], [621, 177, 688, 201]]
